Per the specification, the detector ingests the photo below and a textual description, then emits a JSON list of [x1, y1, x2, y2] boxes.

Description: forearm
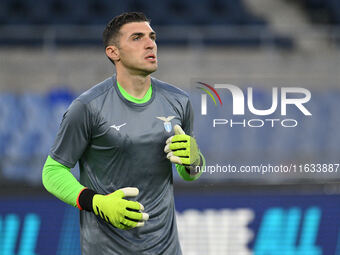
[[42, 155, 85, 208]]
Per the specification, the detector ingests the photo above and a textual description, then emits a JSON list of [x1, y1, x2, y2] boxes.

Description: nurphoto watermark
[[194, 163, 339, 175], [195, 82, 312, 128]]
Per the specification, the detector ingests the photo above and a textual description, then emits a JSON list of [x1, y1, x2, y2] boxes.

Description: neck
[[116, 69, 151, 99]]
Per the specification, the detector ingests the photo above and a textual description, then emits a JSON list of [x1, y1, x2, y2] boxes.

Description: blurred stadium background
[[0, 0, 340, 254]]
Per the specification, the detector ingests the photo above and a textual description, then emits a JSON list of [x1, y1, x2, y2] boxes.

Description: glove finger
[[171, 155, 190, 165], [166, 136, 174, 145], [169, 142, 187, 151], [171, 134, 189, 143], [138, 202, 144, 211], [120, 187, 139, 198], [174, 125, 185, 135], [173, 149, 189, 157], [141, 212, 149, 221], [121, 218, 137, 228], [180, 157, 191, 165], [136, 221, 146, 227], [164, 143, 171, 153], [125, 200, 142, 211], [169, 155, 183, 165], [116, 222, 129, 230], [166, 151, 173, 159], [125, 210, 149, 221], [124, 210, 142, 221]]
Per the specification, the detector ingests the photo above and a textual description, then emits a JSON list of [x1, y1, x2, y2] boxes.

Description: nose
[[145, 37, 156, 50]]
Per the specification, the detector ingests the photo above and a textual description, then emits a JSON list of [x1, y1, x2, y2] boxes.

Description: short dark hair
[[103, 12, 150, 48]]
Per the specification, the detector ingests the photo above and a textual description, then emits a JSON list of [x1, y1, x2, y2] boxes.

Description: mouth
[[145, 54, 157, 62]]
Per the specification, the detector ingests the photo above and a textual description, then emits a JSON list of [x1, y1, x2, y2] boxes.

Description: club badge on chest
[[156, 116, 175, 133]]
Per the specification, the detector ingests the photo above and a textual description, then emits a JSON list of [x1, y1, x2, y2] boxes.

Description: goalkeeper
[[42, 12, 205, 255]]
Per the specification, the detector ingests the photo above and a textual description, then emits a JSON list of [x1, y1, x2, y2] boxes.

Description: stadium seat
[[0, 0, 268, 26], [301, 0, 340, 24], [0, 0, 294, 47]]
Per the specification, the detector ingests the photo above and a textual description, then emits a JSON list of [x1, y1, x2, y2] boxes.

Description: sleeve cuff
[[77, 188, 97, 211], [175, 151, 205, 181]]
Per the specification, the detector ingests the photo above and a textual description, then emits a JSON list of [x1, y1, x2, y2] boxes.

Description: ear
[[106, 45, 120, 63]]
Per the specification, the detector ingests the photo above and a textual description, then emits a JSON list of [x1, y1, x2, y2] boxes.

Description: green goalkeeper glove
[[164, 125, 200, 167], [93, 187, 149, 230], [78, 187, 149, 230]]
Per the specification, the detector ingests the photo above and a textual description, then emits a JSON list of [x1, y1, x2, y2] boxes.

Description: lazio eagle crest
[[156, 116, 175, 133]]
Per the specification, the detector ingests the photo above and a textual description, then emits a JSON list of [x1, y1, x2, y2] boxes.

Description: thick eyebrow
[[129, 31, 156, 38]]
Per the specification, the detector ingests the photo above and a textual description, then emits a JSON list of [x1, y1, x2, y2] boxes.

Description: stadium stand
[[0, 0, 293, 47], [0, 0, 265, 26], [0, 89, 75, 184], [294, 0, 340, 24]]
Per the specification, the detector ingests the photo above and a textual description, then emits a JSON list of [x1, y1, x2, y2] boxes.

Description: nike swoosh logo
[[110, 123, 126, 131]]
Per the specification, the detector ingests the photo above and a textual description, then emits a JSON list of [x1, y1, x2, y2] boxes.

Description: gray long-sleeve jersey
[[50, 75, 194, 255]]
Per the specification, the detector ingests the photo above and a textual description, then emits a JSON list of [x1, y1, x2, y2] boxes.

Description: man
[[42, 12, 205, 254]]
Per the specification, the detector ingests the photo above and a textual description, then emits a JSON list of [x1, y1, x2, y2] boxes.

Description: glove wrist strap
[[77, 188, 97, 212]]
